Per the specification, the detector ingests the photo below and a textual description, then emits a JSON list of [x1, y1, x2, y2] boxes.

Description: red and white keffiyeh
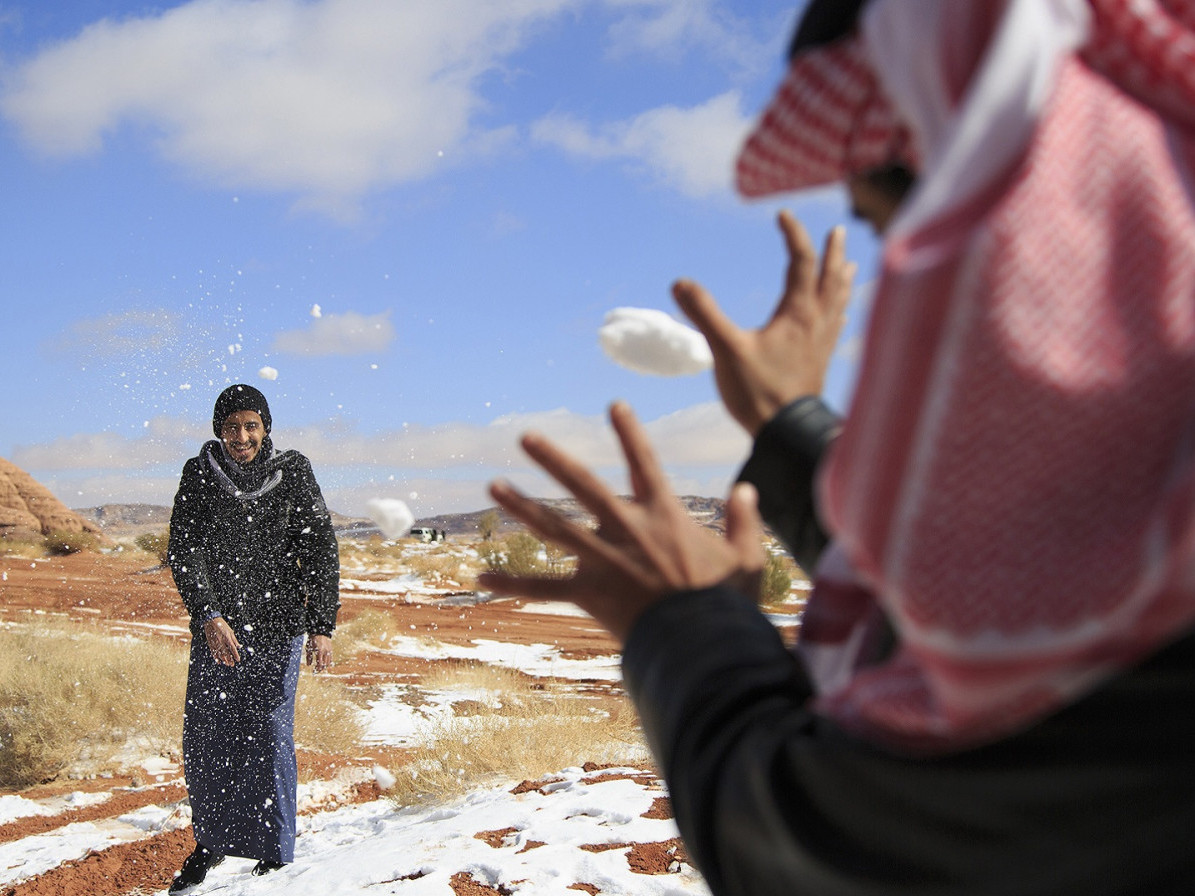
[[739, 0, 1195, 753]]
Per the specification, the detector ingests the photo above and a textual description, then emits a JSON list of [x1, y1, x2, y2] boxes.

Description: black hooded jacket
[[168, 440, 340, 641]]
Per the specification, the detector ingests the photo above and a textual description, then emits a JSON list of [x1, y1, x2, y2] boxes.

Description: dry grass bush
[[134, 530, 170, 565], [386, 670, 647, 807], [479, 531, 552, 577], [760, 550, 796, 608], [0, 620, 365, 788], [294, 671, 365, 759], [419, 659, 533, 695], [404, 552, 472, 588], [334, 607, 397, 656], [338, 537, 404, 573], [0, 533, 47, 558], [43, 530, 100, 556], [0, 622, 187, 789]]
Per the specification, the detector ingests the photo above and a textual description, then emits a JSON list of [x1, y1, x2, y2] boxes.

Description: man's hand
[[480, 402, 767, 644], [306, 634, 333, 672], [673, 211, 856, 436], [204, 616, 241, 666]]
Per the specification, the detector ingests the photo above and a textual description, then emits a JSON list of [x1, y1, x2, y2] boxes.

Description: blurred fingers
[[608, 402, 671, 503], [776, 210, 818, 313], [723, 482, 766, 568], [672, 278, 739, 354]]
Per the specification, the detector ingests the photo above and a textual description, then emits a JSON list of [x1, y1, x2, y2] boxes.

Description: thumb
[[723, 481, 766, 570]]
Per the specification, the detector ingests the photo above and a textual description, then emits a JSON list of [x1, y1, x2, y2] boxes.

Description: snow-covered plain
[[0, 561, 719, 895], [0, 763, 709, 895]]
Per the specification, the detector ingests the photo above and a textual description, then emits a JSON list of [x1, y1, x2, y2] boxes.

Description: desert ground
[[0, 542, 802, 896]]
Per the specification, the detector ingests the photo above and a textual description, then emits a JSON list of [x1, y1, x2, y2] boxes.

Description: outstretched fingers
[[774, 212, 856, 325], [774, 210, 819, 320], [488, 477, 592, 558], [609, 402, 671, 504], [818, 225, 856, 320], [672, 277, 739, 357]]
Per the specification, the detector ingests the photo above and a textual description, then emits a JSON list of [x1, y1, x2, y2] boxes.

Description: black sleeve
[[736, 395, 841, 574], [167, 458, 221, 622], [623, 587, 1195, 896], [289, 456, 340, 636]]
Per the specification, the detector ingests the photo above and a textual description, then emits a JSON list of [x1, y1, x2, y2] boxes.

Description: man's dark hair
[[861, 164, 916, 203], [788, 0, 869, 58]]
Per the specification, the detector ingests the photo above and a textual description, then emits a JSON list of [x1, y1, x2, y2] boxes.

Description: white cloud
[[603, 0, 779, 73], [272, 310, 395, 357], [531, 90, 751, 197], [50, 309, 183, 359], [0, 0, 573, 217], [15, 402, 749, 516]]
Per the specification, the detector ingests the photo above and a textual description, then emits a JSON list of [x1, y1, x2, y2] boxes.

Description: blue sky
[[0, 0, 879, 520]]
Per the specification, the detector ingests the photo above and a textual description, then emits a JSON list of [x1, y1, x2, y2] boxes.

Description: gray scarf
[[202, 438, 295, 500]]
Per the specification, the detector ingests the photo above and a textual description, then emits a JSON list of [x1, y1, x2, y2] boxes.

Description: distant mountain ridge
[[75, 495, 728, 540]]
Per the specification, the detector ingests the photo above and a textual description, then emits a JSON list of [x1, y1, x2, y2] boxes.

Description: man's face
[[847, 172, 905, 235], [220, 410, 265, 465]]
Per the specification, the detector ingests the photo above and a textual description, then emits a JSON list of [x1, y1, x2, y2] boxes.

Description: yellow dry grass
[[386, 666, 647, 807], [294, 670, 366, 757], [0, 621, 187, 789], [0, 620, 365, 789]]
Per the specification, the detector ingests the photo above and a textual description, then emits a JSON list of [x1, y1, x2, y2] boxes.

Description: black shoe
[[252, 860, 287, 876], [169, 845, 225, 893]]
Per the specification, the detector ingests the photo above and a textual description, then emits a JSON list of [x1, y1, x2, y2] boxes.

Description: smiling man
[[166, 383, 340, 892]]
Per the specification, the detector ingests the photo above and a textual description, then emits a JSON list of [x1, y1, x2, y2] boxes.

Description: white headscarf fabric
[[741, 0, 1195, 752]]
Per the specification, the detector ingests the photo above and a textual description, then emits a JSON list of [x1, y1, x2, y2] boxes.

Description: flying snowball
[[311, 304, 322, 318], [598, 307, 713, 376], [258, 366, 278, 381], [373, 765, 397, 791], [366, 498, 414, 540]]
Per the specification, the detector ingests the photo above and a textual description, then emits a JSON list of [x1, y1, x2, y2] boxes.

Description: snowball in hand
[[598, 307, 713, 376], [365, 498, 414, 539]]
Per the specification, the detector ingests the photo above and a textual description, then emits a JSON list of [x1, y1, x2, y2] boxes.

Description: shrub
[[477, 509, 500, 542], [334, 607, 396, 655], [760, 550, 794, 608], [294, 670, 365, 760], [135, 530, 171, 565], [43, 530, 99, 556], [481, 531, 547, 577], [386, 679, 646, 807], [0, 622, 187, 788], [405, 552, 467, 586], [0, 532, 47, 558]]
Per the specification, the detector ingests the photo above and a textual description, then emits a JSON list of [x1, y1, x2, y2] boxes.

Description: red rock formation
[[0, 457, 106, 542]]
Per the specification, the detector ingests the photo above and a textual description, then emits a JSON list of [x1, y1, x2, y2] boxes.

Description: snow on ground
[[0, 794, 190, 888], [379, 635, 621, 681], [0, 553, 748, 894], [0, 765, 709, 896], [0, 791, 109, 824]]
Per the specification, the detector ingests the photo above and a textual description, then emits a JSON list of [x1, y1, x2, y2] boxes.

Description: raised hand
[[673, 211, 856, 436], [480, 402, 767, 643]]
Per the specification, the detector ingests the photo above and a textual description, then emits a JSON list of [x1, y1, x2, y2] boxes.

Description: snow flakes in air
[[599, 307, 712, 376], [365, 498, 415, 539], [259, 366, 279, 381]]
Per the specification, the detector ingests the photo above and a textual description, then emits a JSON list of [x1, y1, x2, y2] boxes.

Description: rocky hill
[[73, 495, 727, 541], [412, 495, 727, 540], [0, 457, 107, 542]]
